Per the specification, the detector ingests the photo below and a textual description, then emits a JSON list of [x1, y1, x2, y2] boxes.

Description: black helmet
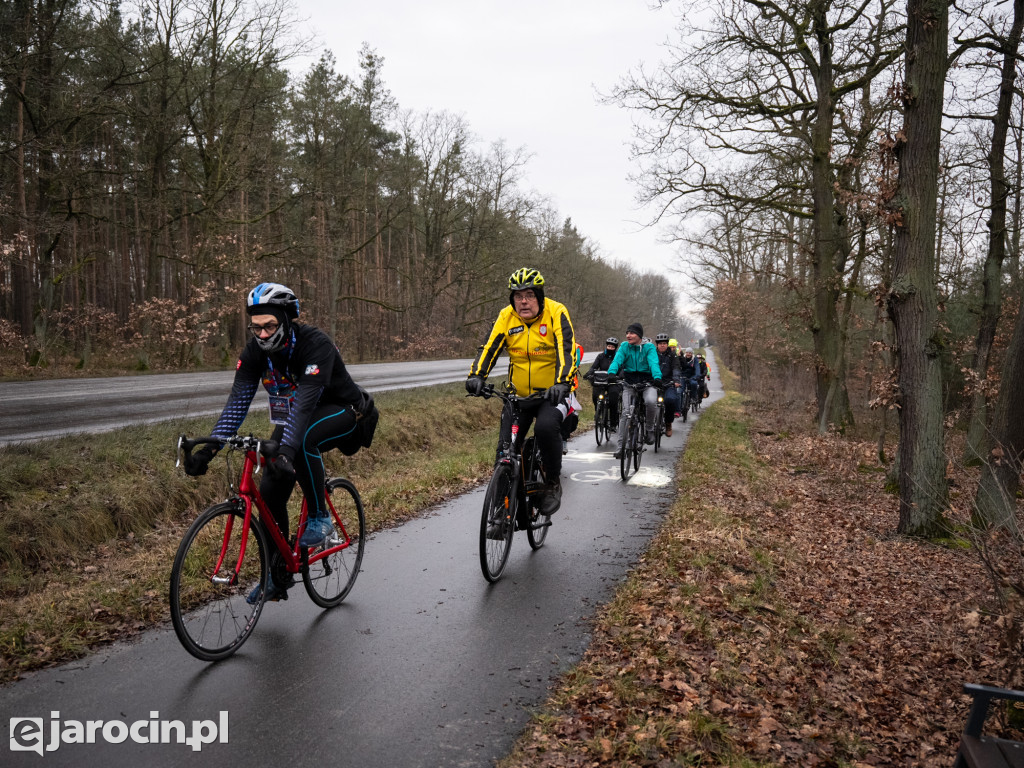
[[655, 333, 670, 343], [508, 267, 545, 312]]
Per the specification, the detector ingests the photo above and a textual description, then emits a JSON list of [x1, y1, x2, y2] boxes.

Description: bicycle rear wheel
[[303, 478, 366, 608], [480, 464, 515, 582], [524, 445, 551, 550], [170, 502, 267, 661]]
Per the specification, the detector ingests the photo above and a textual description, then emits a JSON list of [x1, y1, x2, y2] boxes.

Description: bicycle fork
[[211, 502, 252, 587]]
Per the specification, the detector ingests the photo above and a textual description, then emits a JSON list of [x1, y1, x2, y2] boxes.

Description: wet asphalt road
[[0, 383, 721, 768], [0, 358, 493, 446]]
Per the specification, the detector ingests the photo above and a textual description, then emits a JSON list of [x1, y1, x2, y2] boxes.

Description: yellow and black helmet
[[508, 267, 545, 292], [508, 267, 546, 312]]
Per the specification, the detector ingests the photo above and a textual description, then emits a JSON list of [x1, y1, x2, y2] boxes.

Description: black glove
[[465, 376, 485, 396], [545, 382, 569, 405], [607, 374, 620, 384], [267, 453, 296, 481], [654, 379, 664, 390], [183, 445, 218, 477]]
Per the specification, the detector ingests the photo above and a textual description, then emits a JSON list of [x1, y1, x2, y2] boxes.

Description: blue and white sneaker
[[299, 516, 334, 548]]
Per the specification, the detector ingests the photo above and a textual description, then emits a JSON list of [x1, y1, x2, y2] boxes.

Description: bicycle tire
[[633, 421, 643, 471], [594, 399, 607, 446], [654, 406, 664, 452], [170, 502, 267, 661], [303, 478, 366, 608], [480, 463, 515, 582], [680, 389, 689, 422], [525, 445, 551, 550], [620, 415, 634, 481]]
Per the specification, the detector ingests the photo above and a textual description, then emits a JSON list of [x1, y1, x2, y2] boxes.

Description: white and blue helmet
[[246, 282, 299, 353]]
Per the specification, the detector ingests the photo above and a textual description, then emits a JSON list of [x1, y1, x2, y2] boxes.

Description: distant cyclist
[[184, 283, 372, 601], [559, 342, 584, 454], [680, 347, 706, 404], [654, 333, 682, 436], [584, 337, 622, 428], [466, 268, 577, 514], [607, 323, 662, 458]]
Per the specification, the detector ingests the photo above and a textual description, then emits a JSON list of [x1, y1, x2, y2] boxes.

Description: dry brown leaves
[[503, 405, 1014, 768]]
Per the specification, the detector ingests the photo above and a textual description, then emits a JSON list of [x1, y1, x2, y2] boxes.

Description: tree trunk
[[974, 300, 1024, 530], [809, 0, 854, 433], [888, 0, 949, 536], [964, 0, 1024, 464]]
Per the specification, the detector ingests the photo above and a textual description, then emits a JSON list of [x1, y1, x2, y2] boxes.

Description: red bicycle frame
[[215, 446, 356, 585]]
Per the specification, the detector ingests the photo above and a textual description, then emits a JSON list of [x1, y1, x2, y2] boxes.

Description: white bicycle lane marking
[[562, 448, 675, 488]]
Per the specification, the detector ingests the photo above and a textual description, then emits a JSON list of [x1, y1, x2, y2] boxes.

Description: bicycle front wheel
[[303, 478, 366, 608], [620, 417, 634, 481], [634, 420, 644, 470], [170, 502, 267, 661], [654, 407, 664, 452], [480, 464, 515, 582], [594, 400, 607, 446]]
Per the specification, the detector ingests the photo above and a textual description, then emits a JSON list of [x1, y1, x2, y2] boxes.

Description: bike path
[[1, 383, 721, 767]]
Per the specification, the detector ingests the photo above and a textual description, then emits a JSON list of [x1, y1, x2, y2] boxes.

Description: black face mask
[[605, 348, 616, 357]]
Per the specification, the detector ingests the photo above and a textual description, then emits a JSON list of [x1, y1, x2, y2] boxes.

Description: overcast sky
[[289, 0, 703, 327]]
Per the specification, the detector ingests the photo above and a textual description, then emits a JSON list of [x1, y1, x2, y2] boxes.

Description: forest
[[612, 0, 1024, 539], [0, 0, 695, 373]]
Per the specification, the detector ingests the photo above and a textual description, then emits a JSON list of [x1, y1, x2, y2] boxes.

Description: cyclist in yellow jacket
[[466, 267, 577, 514]]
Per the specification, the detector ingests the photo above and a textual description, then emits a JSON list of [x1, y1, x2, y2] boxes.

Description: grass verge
[[0, 383, 502, 682]]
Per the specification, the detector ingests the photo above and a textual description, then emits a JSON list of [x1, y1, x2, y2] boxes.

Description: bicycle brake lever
[[254, 438, 263, 474], [175, 435, 184, 468]]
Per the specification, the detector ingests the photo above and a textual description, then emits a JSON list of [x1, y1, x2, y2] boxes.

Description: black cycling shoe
[[246, 573, 292, 605], [538, 481, 561, 515]]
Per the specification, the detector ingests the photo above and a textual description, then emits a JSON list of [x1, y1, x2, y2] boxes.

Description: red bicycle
[[170, 434, 365, 661]]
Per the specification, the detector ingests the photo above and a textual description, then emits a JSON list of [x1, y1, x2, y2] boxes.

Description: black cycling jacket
[[211, 323, 363, 459]]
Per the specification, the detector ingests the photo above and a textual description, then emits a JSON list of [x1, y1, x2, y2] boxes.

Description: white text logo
[[9, 711, 228, 755]]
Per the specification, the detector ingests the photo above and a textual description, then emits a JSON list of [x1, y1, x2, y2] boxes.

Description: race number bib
[[268, 395, 292, 425]]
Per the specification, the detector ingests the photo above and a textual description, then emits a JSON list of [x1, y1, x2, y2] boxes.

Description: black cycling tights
[[261, 403, 359, 538], [499, 398, 564, 481]]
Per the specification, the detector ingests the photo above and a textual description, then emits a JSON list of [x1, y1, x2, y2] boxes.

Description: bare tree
[[616, 0, 903, 432]]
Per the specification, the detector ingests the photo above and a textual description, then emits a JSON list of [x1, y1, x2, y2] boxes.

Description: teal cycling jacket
[[607, 342, 662, 383]]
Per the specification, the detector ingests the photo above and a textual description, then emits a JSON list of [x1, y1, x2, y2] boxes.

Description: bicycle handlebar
[[466, 383, 546, 401], [176, 434, 280, 469]]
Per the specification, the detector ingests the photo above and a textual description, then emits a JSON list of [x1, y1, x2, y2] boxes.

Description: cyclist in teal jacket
[[607, 322, 662, 458]]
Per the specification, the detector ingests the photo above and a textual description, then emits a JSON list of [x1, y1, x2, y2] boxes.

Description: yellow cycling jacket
[[470, 299, 577, 395]]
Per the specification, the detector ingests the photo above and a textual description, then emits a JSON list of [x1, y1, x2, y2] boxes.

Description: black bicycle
[[678, 384, 691, 422], [691, 377, 704, 413], [618, 380, 656, 481], [653, 388, 666, 453], [589, 371, 616, 446], [469, 383, 553, 582]]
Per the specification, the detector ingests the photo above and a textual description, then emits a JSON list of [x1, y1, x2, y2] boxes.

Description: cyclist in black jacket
[[184, 283, 367, 599], [654, 333, 682, 436], [583, 337, 621, 427]]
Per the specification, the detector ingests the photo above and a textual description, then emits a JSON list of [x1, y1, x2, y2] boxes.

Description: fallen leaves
[[501, 399, 1021, 768]]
